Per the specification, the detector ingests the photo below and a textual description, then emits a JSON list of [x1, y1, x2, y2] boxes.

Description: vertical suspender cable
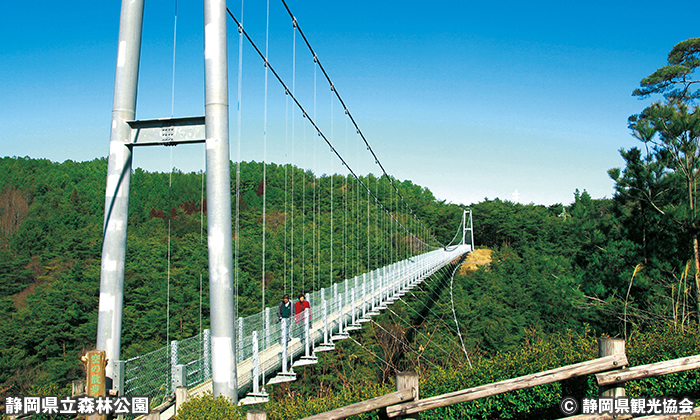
[[381, 177, 384, 266], [391, 180, 395, 263], [366, 186, 370, 271], [166, 144, 173, 353], [166, 0, 178, 355], [262, 0, 270, 314], [393, 182, 397, 261], [201, 157, 205, 332], [260, 0, 270, 322], [302, 104, 306, 295], [167, 219, 171, 345], [356, 133, 360, 274], [388, 178, 392, 264], [291, 23, 296, 298], [373, 177, 377, 268], [259, 0, 270, 389], [344, 117, 348, 280], [330, 91, 334, 287], [201, 164, 205, 246], [170, 0, 178, 118], [376, 177, 380, 267], [234, 0, 244, 322], [284, 71, 289, 295], [313, 60, 317, 293], [381, 178, 385, 265]]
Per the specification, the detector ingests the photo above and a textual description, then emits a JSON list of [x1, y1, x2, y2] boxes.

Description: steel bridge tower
[[463, 209, 474, 250], [96, 0, 238, 400]]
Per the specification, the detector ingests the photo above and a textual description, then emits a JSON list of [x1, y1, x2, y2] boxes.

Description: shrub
[[172, 394, 243, 420], [625, 326, 700, 398]]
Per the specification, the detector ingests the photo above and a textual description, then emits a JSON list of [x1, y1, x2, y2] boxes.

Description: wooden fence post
[[145, 410, 160, 420], [598, 337, 625, 397], [247, 408, 267, 420], [396, 372, 419, 420], [175, 386, 189, 414]]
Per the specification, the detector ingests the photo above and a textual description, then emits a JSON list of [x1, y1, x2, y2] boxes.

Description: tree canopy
[[616, 38, 700, 323], [633, 37, 700, 102]]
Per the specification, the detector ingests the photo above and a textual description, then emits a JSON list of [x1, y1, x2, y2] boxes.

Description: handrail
[[596, 354, 700, 386], [386, 354, 628, 418], [301, 388, 415, 420]]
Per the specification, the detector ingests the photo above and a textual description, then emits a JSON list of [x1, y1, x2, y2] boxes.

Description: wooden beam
[[301, 389, 415, 420], [386, 354, 627, 418], [596, 354, 700, 386]]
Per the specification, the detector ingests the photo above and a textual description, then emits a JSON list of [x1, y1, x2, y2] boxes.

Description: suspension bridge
[[96, 0, 474, 410]]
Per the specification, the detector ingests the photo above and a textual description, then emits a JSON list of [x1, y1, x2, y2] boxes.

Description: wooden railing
[[242, 337, 700, 420], [385, 354, 626, 418], [596, 354, 700, 386], [301, 372, 419, 420]]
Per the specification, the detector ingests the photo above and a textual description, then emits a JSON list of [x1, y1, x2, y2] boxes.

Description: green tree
[[624, 38, 700, 322], [633, 38, 700, 102]]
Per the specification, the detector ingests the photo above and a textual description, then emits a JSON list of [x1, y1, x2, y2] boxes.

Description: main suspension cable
[[225, 8, 436, 252], [279, 0, 443, 249]]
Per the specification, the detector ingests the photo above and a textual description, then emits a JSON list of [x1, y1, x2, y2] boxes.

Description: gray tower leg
[[96, 0, 145, 385], [204, 0, 237, 401]]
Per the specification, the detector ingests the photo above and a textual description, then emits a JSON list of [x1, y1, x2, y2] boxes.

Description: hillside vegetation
[[0, 156, 460, 397], [1, 155, 699, 418]]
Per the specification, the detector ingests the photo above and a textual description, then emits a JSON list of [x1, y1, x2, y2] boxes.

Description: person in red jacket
[[294, 293, 311, 324]]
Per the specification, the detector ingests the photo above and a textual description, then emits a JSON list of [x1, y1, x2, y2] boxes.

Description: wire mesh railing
[[120, 245, 470, 402], [123, 344, 171, 407]]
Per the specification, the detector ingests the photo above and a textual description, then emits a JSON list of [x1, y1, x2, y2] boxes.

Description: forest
[[0, 156, 466, 394], [1, 38, 699, 419]]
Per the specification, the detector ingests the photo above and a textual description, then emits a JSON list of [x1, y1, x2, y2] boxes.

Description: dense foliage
[[0, 156, 460, 399]]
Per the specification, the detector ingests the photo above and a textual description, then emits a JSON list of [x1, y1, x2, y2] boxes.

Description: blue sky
[[2, 0, 699, 206]]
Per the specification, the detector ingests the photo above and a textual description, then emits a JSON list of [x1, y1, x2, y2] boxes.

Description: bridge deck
[[121, 246, 471, 406]]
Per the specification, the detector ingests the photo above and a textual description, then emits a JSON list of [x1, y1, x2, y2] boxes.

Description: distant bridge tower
[[96, 0, 238, 400], [462, 209, 474, 251]]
